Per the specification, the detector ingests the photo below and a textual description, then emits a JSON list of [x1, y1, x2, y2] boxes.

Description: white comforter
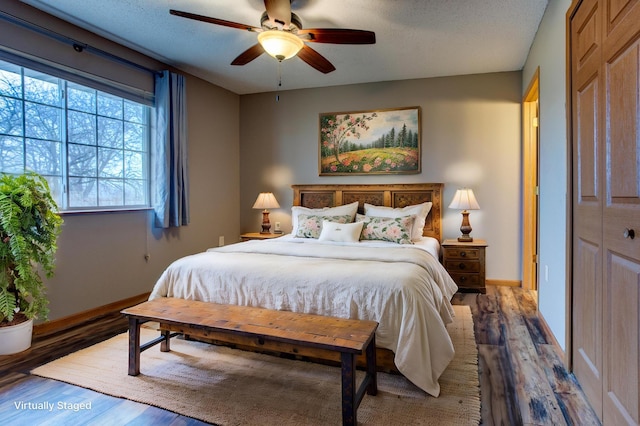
[[149, 236, 458, 397]]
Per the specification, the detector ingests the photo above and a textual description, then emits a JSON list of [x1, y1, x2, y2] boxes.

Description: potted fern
[[0, 172, 62, 355]]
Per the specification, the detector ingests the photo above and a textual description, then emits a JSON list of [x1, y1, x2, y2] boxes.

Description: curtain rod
[[0, 10, 163, 77]]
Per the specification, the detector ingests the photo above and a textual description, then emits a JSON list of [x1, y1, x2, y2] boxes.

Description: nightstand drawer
[[444, 260, 481, 273], [448, 272, 483, 288], [443, 247, 482, 260]]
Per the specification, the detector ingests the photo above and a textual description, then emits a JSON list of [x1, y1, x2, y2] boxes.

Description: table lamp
[[448, 188, 480, 242], [253, 192, 280, 234]]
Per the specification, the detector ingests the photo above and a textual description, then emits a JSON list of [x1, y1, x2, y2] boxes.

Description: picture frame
[[319, 106, 421, 175]]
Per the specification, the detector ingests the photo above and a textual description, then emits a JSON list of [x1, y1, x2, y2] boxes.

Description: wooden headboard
[[291, 183, 443, 242]]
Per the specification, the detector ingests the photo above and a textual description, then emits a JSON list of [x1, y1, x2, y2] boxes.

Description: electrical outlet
[[275, 222, 281, 231], [218, 236, 224, 247]]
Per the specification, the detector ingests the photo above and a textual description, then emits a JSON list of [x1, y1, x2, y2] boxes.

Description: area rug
[[32, 305, 480, 425]]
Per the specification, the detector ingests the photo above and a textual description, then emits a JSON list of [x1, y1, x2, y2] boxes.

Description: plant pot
[[0, 318, 34, 355]]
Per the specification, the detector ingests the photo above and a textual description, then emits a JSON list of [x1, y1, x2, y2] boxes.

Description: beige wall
[[239, 72, 523, 281], [1, 1, 241, 321], [522, 0, 571, 351]]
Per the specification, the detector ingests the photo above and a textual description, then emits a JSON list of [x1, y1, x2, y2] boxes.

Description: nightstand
[[441, 239, 487, 293], [240, 232, 283, 242]]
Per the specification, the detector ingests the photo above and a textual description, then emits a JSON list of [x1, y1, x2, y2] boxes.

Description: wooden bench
[[121, 298, 378, 426]]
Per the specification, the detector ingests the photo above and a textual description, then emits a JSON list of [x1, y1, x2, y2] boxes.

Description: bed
[[149, 183, 458, 397]]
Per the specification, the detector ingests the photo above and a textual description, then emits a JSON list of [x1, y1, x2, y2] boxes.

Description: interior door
[[571, 0, 604, 418], [601, 0, 640, 423]]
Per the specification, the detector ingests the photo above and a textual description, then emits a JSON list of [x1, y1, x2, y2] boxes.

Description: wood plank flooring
[[0, 286, 600, 425], [451, 286, 600, 425]]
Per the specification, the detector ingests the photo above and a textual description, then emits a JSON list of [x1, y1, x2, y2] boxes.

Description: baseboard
[[537, 309, 566, 365], [34, 292, 150, 337], [486, 279, 521, 287]]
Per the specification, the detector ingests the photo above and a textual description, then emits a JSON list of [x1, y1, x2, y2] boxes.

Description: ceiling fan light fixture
[[257, 30, 303, 61]]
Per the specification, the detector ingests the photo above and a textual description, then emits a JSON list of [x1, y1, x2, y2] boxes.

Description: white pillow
[[295, 214, 353, 239], [291, 201, 358, 234], [318, 220, 364, 243], [364, 202, 432, 240]]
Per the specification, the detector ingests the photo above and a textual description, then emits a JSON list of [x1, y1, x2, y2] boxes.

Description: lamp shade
[[257, 30, 304, 61], [448, 188, 480, 211], [253, 192, 280, 210]]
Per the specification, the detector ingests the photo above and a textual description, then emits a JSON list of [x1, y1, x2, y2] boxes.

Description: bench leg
[[365, 334, 377, 395], [341, 352, 357, 426], [128, 316, 141, 376], [160, 329, 171, 352]]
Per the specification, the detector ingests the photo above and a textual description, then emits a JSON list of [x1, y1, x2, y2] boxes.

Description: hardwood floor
[[0, 311, 209, 425], [451, 286, 600, 426], [0, 286, 600, 425]]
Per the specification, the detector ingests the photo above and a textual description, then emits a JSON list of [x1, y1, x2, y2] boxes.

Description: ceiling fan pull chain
[[275, 61, 281, 102], [277, 60, 282, 87]]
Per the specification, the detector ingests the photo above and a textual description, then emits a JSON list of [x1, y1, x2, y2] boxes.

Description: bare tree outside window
[[0, 59, 150, 210]]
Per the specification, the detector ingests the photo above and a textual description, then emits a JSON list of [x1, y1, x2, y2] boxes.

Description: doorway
[[522, 69, 539, 291]]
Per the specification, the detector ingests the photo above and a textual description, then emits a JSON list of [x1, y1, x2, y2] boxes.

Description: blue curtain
[[152, 70, 190, 228]]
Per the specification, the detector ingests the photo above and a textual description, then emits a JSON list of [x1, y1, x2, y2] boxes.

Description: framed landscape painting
[[319, 106, 421, 175]]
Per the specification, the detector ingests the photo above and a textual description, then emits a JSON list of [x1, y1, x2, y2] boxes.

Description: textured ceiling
[[21, 0, 548, 95]]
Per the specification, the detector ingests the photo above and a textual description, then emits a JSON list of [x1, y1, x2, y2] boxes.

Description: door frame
[[522, 68, 540, 292]]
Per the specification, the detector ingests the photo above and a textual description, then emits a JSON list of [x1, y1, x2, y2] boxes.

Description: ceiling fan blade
[[297, 45, 336, 74], [298, 28, 376, 44], [231, 44, 266, 65], [170, 9, 261, 32], [264, 0, 291, 27]]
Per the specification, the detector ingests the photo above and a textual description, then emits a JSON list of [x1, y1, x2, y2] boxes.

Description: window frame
[[0, 56, 152, 213]]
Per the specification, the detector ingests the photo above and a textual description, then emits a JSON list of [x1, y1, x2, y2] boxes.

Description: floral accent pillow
[[364, 202, 432, 240], [356, 214, 415, 245], [295, 214, 353, 239]]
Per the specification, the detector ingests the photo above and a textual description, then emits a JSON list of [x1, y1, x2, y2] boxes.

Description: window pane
[[99, 178, 124, 206], [68, 110, 96, 145], [124, 122, 144, 151], [97, 92, 122, 119], [68, 143, 97, 177], [67, 84, 95, 113], [125, 179, 146, 205], [98, 147, 123, 178], [0, 96, 23, 136], [0, 135, 24, 172], [98, 116, 123, 148], [124, 101, 144, 123], [25, 102, 61, 141], [24, 70, 61, 107], [25, 138, 60, 175], [69, 177, 97, 207], [0, 62, 22, 98], [44, 176, 63, 207], [124, 151, 145, 179]]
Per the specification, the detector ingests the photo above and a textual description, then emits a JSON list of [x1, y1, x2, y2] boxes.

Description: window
[[0, 59, 150, 211]]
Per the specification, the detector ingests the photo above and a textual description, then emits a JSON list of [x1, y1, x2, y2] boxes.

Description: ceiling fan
[[169, 0, 376, 74]]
